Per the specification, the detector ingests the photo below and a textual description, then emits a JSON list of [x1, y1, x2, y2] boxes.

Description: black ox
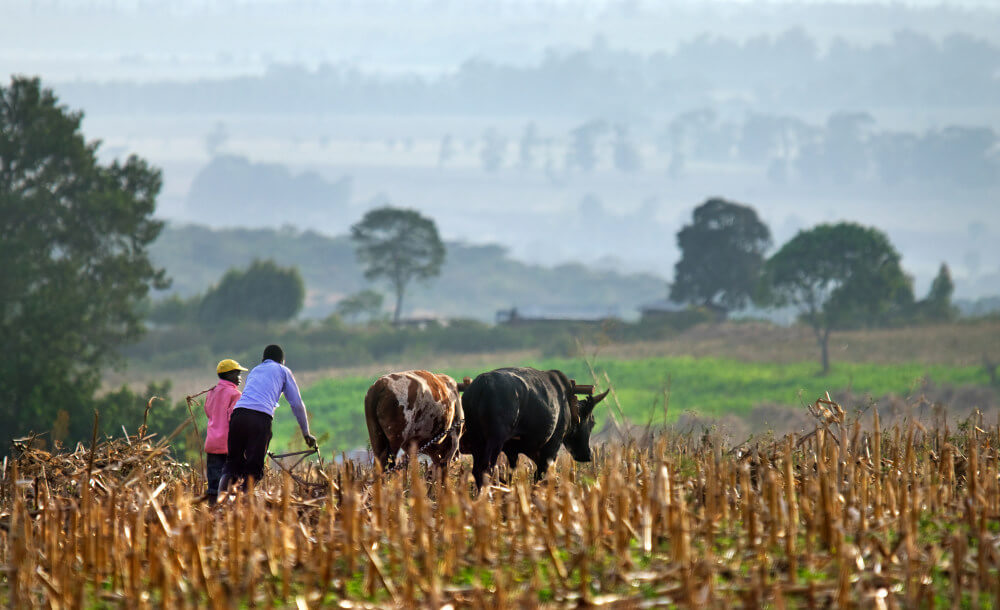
[[459, 367, 609, 489]]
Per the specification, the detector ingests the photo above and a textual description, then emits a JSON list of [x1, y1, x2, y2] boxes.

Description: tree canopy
[[761, 222, 913, 373], [350, 206, 445, 323], [197, 259, 305, 324], [669, 198, 772, 314], [0, 76, 167, 444]]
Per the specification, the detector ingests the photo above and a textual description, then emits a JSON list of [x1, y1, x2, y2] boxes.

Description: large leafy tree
[[0, 76, 168, 443], [197, 259, 305, 324], [761, 222, 914, 374], [350, 206, 445, 324], [670, 198, 772, 315]]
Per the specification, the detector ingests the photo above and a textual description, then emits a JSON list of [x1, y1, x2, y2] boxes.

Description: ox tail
[[458, 376, 486, 455], [364, 381, 393, 472]]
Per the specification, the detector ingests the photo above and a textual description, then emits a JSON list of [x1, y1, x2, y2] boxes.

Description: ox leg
[[531, 442, 561, 483], [444, 432, 461, 464], [369, 430, 393, 473], [501, 449, 519, 485], [472, 442, 503, 491], [472, 453, 489, 490], [396, 441, 418, 474], [433, 435, 460, 486], [431, 455, 452, 489], [533, 458, 553, 482]]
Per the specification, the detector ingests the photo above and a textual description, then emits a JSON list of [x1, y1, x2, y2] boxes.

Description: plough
[[266, 447, 330, 491]]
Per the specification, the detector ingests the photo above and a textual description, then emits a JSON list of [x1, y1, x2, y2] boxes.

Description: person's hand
[[304, 433, 317, 449]]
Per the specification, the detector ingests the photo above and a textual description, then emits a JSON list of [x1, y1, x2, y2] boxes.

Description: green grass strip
[[270, 357, 992, 454]]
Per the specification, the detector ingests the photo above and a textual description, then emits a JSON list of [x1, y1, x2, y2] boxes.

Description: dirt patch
[[596, 380, 1000, 449], [601, 319, 1000, 367]]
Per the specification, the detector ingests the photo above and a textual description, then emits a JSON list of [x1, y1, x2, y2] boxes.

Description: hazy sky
[[4, 0, 999, 300], [4, 0, 1000, 81]]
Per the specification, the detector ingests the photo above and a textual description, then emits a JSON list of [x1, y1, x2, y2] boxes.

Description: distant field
[[109, 319, 1000, 399], [269, 355, 994, 454], [598, 319, 1000, 367]]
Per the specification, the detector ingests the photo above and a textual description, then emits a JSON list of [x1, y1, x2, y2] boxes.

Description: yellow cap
[[217, 358, 248, 374]]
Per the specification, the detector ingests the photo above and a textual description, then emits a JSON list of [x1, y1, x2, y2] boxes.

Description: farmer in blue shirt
[[219, 344, 317, 491]]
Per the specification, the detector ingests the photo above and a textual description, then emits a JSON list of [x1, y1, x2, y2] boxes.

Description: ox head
[[563, 389, 610, 462]]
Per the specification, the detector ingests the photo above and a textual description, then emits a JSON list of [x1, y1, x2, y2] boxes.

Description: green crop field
[[268, 356, 994, 455]]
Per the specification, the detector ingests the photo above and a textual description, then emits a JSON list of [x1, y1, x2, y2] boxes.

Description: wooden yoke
[[456, 375, 595, 395], [569, 379, 595, 395]]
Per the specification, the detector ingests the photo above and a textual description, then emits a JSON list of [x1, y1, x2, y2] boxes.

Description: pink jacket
[[204, 379, 241, 454]]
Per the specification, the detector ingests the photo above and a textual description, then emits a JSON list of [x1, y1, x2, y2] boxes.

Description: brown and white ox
[[364, 370, 464, 474]]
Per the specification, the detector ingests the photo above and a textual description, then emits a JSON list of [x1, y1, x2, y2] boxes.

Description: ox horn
[[579, 388, 610, 418]]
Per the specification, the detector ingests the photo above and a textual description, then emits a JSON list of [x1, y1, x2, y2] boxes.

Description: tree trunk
[[984, 354, 998, 387], [392, 283, 405, 325], [819, 328, 831, 375], [703, 299, 728, 321]]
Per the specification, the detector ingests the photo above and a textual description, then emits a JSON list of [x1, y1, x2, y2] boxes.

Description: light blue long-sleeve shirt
[[233, 359, 310, 435]]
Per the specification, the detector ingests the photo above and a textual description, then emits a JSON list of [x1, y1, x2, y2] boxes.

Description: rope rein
[[419, 417, 465, 453]]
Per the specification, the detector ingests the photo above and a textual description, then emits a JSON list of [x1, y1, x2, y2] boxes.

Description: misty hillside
[[150, 224, 667, 321], [186, 155, 353, 228], [53, 29, 1000, 118]]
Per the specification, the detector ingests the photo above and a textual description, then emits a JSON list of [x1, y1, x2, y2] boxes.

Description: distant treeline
[[456, 111, 1000, 189], [56, 29, 1000, 116], [149, 223, 666, 320]]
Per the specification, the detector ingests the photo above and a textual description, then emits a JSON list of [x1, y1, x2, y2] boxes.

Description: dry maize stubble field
[[3, 399, 1000, 608]]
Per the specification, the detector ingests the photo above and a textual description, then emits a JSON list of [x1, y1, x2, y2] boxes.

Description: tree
[[917, 263, 958, 321], [669, 198, 772, 315], [612, 124, 641, 172], [566, 119, 608, 172], [661, 108, 716, 159], [480, 128, 506, 172], [335, 289, 385, 324], [0, 76, 168, 444], [351, 207, 445, 324], [204, 121, 229, 156], [871, 131, 918, 186], [518, 122, 540, 169], [149, 294, 198, 325], [915, 126, 999, 188], [740, 113, 784, 161], [823, 112, 875, 183], [197, 259, 304, 324], [437, 134, 454, 167], [761, 223, 914, 374]]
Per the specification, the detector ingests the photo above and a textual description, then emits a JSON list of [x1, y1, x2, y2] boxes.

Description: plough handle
[[267, 448, 318, 460]]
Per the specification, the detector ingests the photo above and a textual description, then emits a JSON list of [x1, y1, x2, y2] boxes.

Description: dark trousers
[[205, 453, 227, 499], [222, 408, 273, 488]]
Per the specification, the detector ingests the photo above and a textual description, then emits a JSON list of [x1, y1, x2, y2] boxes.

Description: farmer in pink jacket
[[204, 358, 248, 502]]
